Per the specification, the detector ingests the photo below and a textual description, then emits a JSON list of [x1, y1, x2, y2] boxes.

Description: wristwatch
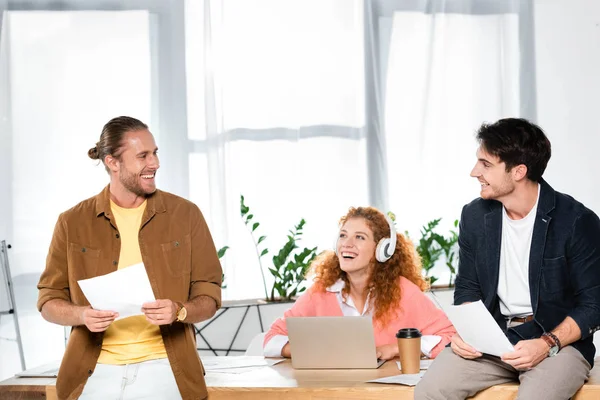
[[175, 302, 187, 322], [541, 333, 559, 357]]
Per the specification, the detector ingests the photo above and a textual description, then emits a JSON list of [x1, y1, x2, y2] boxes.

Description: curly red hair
[[309, 206, 426, 326]]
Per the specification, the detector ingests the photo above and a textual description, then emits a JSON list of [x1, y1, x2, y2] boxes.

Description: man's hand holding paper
[[77, 263, 156, 321], [444, 301, 514, 358], [450, 334, 482, 359], [500, 338, 550, 371], [80, 306, 119, 332], [141, 299, 178, 325]]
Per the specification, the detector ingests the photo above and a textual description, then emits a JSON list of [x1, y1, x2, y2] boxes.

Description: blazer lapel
[[484, 203, 502, 307]]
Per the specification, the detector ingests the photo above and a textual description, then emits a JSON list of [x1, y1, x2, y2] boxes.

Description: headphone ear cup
[[376, 238, 391, 262]]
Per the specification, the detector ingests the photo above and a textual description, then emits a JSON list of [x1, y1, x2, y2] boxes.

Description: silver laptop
[[287, 316, 386, 369]]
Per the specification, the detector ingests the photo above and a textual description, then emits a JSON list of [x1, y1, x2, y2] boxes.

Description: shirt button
[[115, 233, 120, 239], [88, 369, 93, 376], [112, 260, 117, 266]]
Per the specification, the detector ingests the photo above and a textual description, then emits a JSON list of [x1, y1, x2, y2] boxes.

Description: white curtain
[[187, 0, 368, 300], [367, 0, 531, 283], [1, 0, 599, 300]]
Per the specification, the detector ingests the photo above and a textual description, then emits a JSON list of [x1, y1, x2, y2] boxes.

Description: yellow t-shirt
[[97, 200, 167, 364]]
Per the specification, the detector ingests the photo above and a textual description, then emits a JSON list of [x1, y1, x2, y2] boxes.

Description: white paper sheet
[[202, 356, 284, 372], [396, 359, 434, 371], [444, 300, 514, 357], [15, 361, 60, 378], [368, 371, 426, 386], [77, 263, 155, 320]]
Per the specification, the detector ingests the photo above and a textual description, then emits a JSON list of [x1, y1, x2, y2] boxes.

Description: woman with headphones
[[263, 206, 456, 360]]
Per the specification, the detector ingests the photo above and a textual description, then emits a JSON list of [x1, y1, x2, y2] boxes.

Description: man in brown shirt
[[37, 116, 222, 399]]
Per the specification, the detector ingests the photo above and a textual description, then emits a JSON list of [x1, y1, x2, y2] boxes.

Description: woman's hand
[[376, 343, 399, 360], [281, 342, 292, 358]]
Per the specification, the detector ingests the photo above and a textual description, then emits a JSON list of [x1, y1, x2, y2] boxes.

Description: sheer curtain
[[367, 0, 533, 283], [0, 0, 190, 278], [186, 0, 368, 300], [0, 0, 167, 377]]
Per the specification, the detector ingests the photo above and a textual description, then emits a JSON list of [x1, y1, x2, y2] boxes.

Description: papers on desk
[[396, 359, 433, 371], [77, 263, 155, 320], [202, 356, 284, 374], [444, 300, 514, 357], [368, 371, 426, 386], [15, 361, 60, 378]]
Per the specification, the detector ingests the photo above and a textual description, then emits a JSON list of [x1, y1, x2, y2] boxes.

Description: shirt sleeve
[[420, 335, 442, 358], [189, 205, 223, 308], [404, 286, 456, 358], [566, 210, 600, 339], [263, 289, 315, 350], [454, 206, 483, 305], [37, 213, 71, 311], [263, 335, 289, 357]]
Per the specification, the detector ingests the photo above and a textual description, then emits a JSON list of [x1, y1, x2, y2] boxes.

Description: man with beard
[[415, 118, 600, 400], [37, 116, 222, 400]]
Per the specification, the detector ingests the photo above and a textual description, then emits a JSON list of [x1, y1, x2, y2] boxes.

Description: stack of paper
[[202, 356, 284, 374]]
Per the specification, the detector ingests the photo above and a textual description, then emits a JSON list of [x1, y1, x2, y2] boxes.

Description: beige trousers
[[414, 346, 590, 400]]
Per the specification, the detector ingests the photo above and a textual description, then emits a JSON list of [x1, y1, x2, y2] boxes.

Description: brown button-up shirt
[[37, 186, 222, 400]]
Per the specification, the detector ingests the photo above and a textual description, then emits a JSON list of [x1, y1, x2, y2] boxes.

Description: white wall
[[535, 0, 600, 212]]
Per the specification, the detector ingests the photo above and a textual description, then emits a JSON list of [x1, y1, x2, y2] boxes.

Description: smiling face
[[336, 217, 377, 275], [110, 129, 159, 198], [470, 146, 515, 201]]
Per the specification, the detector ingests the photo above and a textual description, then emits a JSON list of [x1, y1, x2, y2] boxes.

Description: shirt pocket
[[68, 242, 101, 280], [160, 234, 192, 278], [541, 256, 568, 294]]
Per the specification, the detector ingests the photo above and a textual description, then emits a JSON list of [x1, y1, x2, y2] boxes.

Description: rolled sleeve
[[37, 214, 71, 311], [189, 205, 223, 308], [189, 281, 222, 309]]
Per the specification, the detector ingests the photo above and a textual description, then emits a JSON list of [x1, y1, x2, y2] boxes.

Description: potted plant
[[409, 218, 459, 288], [240, 195, 318, 302]]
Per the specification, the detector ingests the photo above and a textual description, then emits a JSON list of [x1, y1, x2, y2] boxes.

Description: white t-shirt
[[497, 184, 540, 317]]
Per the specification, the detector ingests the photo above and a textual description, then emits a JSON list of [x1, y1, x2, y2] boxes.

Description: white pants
[[79, 358, 182, 400]]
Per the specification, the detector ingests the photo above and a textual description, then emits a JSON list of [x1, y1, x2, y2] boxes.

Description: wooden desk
[[0, 375, 57, 400], [205, 358, 600, 400], [2, 358, 600, 400]]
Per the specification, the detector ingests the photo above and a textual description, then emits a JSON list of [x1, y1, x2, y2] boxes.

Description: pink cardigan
[[264, 277, 456, 358]]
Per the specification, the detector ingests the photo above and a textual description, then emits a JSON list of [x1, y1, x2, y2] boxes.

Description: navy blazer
[[454, 179, 600, 366]]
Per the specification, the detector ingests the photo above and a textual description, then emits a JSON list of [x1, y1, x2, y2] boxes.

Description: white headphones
[[335, 212, 397, 263]]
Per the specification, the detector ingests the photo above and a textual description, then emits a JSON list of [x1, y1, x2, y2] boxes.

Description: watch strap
[[544, 331, 562, 351], [541, 334, 555, 349], [175, 302, 185, 322]]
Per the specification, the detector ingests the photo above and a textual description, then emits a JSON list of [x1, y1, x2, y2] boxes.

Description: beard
[[119, 168, 156, 197], [481, 179, 514, 200]]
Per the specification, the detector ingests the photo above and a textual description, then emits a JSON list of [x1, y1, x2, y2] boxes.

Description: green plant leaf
[[258, 235, 266, 244], [217, 246, 229, 258], [260, 248, 269, 257], [269, 267, 282, 279], [252, 222, 260, 232]]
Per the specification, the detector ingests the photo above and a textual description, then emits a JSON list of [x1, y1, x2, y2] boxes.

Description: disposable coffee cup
[[396, 328, 422, 374]]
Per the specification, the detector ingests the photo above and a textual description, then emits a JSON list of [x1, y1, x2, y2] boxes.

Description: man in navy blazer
[[416, 118, 600, 400]]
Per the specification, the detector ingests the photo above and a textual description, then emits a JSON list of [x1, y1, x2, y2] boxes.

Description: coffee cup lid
[[396, 328, 422, 338]]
